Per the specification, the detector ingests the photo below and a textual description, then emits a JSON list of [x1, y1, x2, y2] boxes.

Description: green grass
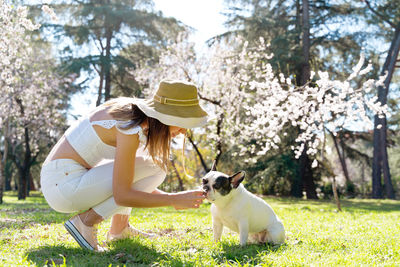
[[1, 191, 399, 266]]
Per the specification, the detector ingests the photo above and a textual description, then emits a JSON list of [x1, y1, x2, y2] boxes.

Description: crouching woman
[[40, 80, 208, 251]]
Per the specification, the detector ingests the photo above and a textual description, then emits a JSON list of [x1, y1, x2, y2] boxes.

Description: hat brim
[[135, 98, 209, 128]]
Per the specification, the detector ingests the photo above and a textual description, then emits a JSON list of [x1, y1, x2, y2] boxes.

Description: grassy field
[[0, 191, 399, 266]]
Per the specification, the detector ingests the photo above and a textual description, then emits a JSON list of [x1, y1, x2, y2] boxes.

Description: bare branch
[[363, 0, 397, 29], [198, 92, 221, 106]]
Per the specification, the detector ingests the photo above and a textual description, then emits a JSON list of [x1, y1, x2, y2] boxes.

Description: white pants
[[40, 155, 166, 219]]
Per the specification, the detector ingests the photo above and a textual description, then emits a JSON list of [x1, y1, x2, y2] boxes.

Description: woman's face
[[169, 126, 187, 138]]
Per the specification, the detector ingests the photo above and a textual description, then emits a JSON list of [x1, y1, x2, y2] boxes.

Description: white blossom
[[133, 36, 387, 162], [312, 159, 318, 168], [42, 5, 58, 21], [1, 1, 66, 156]]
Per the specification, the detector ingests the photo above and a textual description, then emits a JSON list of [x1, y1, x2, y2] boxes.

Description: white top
[[65, 118, 147, 167]]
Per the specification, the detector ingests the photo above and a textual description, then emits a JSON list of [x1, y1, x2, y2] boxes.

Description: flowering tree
[[0, 2, 67, 202], [8, 46, 69, 200], [134, 36, 386, 196], [0, 1, 38, 203], [135, 35, 241, 166]]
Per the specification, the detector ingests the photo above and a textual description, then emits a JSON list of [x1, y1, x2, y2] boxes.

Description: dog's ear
[[229, 171, 246, 188], [211, 160, 217, 171]]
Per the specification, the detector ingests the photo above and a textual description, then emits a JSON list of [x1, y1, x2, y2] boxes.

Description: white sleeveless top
[[64, 118, 147, 167]]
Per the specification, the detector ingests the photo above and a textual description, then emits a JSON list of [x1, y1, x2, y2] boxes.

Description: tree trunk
[[290, 169, 303, 198], [17, 169, 28, 200], [214, 114, 224, 167], [15, 98, 33, 200], [5, 172, 11, 191], [331, 132, 351, 184], [299, 146, 318, 199], [332, 177, 342, 212], [18, 126, 32, 200], [0, 120, 9, 204], [170, 158, 184, 191], [104, 28, 113, 102], [187, 135, 209, 173], [300, 0, 311, 86], [96, 64, 105, 106], [372, 25, 400, 199], [339, 138, 352, 184], [296, 0, 317, 199], [372, 124, 383, 198], [5, 153, 13, 191], [0, 152, 4, 204], [29, 171, 36, 192]]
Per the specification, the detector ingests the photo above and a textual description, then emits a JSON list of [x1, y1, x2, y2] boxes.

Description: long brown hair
[[104, 97, 171, 170]]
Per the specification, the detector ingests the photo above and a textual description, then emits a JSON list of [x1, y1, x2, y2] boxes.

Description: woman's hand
[[170, 190, 206, 210]]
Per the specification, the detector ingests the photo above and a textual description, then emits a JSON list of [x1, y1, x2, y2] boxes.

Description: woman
[[40, 80, 208, 251]]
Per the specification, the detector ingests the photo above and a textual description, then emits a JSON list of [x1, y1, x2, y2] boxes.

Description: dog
[[202, 162, 285, 246]]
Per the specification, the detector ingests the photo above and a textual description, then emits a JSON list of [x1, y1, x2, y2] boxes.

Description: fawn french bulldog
[[202, 162, 285, 246]]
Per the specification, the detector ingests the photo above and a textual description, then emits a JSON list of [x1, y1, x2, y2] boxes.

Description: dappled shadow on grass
[[1, 191, 71, 226], [0, 217, 44, 231], [26, 238, 180, 266], [340, 199, 400, 213], [0, 208, 70, 227], [265, 196, 400, 213], [2, 191, 47, 204], [213, 242, 286, 265], [26, 245, 88, 266]]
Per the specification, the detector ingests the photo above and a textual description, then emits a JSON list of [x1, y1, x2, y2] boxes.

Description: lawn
[[0, 191, 399, 266]]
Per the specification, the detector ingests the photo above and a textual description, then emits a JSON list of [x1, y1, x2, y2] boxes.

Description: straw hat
[[135, 80, 209, 128]]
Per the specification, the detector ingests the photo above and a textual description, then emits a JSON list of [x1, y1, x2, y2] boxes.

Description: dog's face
[[202, 161, 245, 202]]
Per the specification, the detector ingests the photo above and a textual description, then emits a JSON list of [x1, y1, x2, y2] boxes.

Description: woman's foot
[[106, 225, 155, 242], [64, 215, 105, 251]]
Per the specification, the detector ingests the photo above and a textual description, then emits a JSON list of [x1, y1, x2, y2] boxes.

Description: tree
[[8, 44, 68, 200], [296, 0, 318, 199], [363, 0, 400, 199], [0, 2, 39, 203], [134, 37, 386, 197], [219, 0, 351, 198], [32, 0, 184, 105], [219, 0, 400, 198], [0, 3, 69, 201]]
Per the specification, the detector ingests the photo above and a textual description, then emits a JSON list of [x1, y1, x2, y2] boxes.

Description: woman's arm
[[152, 189, 166, 194], [112, 131, 204, 209]]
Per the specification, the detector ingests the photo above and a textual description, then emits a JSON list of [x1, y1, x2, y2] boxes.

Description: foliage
[[388, 133, 400, 193], [29, 0, 185, 103], [134, 36, 387, 198], [220, 0, 400, 199], [0, 191, 399, 266], [362, 0, 400, 199], [0, 1, 69, 201], [161, 138, 214, 192], [0, 2, 40, 120]]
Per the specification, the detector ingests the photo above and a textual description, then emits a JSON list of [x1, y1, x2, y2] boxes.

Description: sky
[[68, 0, 227, 122], [153, 0, 226, 50]]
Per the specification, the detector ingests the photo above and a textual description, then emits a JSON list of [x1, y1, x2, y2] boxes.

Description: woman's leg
[[51, 155, 165, 246], [78, 208, 103, 226], [109, 214, 129, 235], [60, 155, 165, 229], [108, 156, 166, 236], [41, 159, 106, 251]]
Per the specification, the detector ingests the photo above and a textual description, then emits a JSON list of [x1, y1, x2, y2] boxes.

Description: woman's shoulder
[[115, 123, 142, 135], [89, 97, 135, 119], [88, 105, 114, 121]]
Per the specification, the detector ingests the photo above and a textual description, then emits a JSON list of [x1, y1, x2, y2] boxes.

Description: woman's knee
[[134, 155, 165, 179]]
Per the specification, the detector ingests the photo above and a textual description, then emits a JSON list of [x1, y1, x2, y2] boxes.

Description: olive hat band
[[153, 94, 199, 106]]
